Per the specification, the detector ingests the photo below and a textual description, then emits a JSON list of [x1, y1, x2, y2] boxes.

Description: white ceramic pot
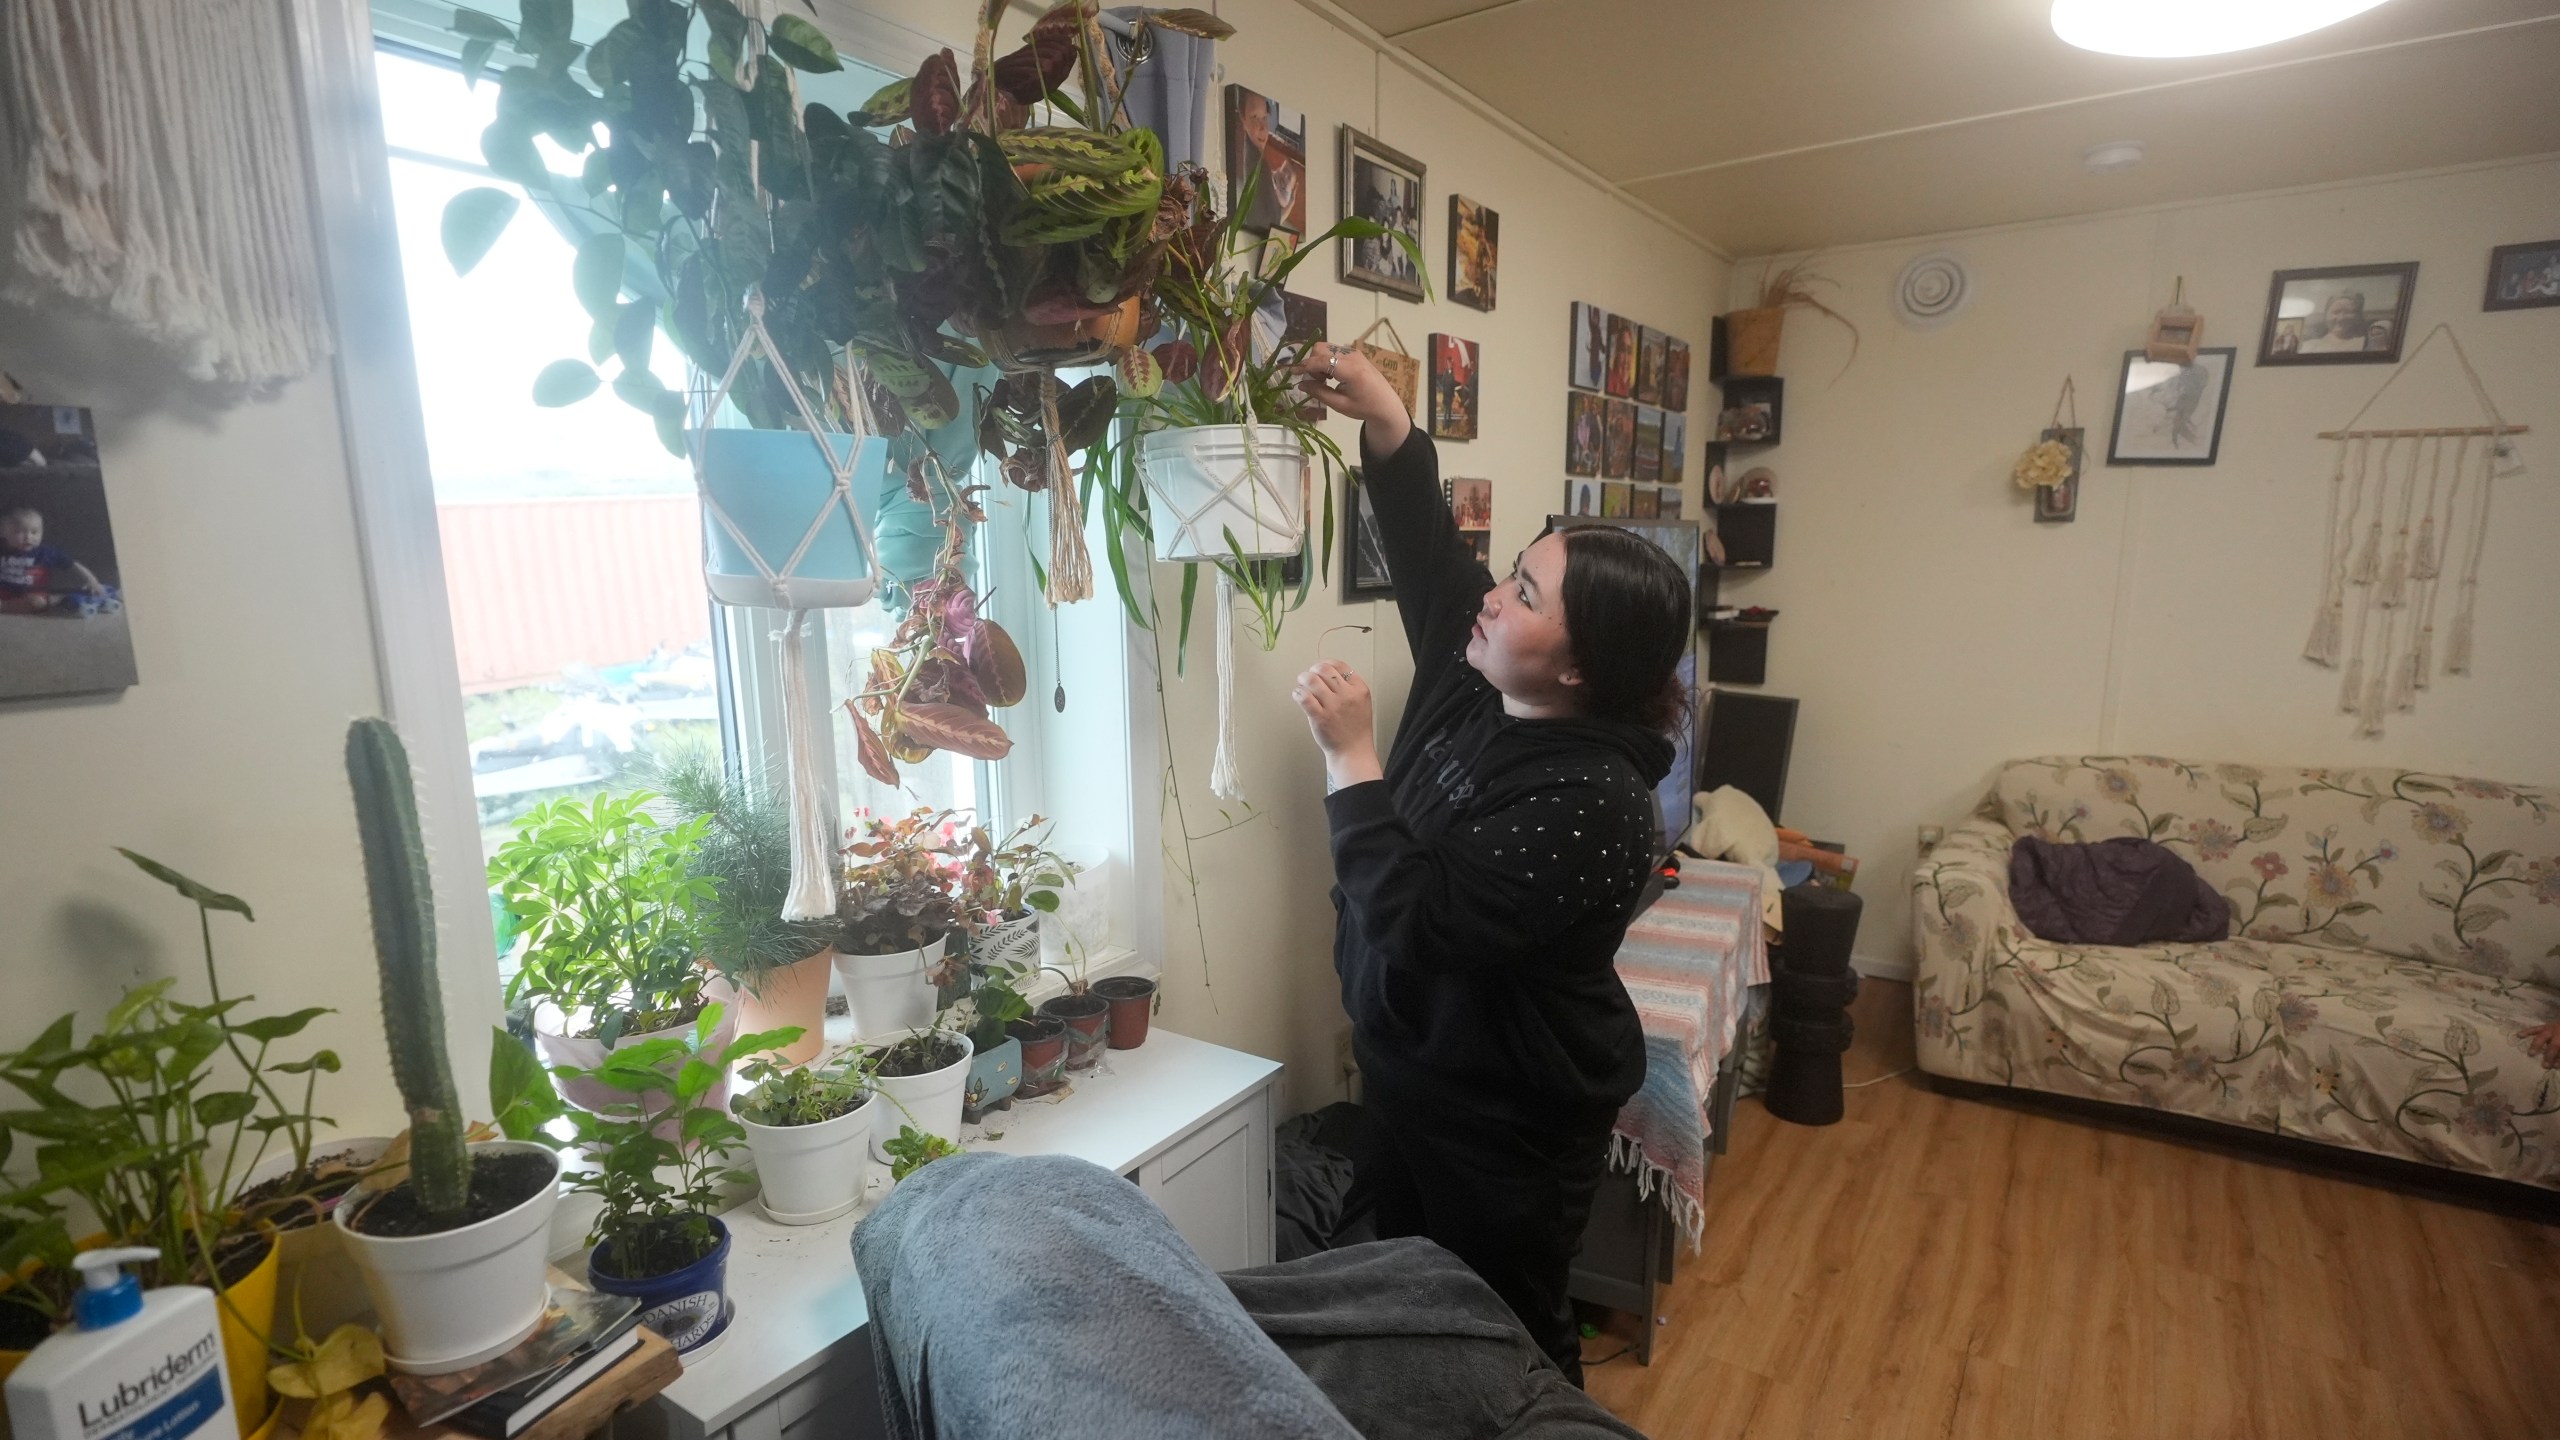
[[242, 1136, 394, 1340], [832, 935, 945, 1038], [334, 1140, 563, 1375], [534, 991, 740, 1123], [861, 1030, 973, 1164], [1137, 424, 1308, 562], [741, 1096, 877, 1225]]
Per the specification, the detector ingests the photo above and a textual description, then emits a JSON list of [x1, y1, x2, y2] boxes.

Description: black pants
[[1360, 1083, 1612, 1386]]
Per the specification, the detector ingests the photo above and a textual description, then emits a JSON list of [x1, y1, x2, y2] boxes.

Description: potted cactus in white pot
[[332, 720, 569, 1375]]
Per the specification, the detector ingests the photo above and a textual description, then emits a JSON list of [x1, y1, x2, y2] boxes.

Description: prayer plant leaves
[[765, 14, 843, 73]]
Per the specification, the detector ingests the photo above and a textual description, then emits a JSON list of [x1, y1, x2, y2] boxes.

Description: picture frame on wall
[[1663, 338, 1692, 413], [1343, 468, 1396, 599], [0, 402, 135, 700], [1569, 303, 1609, 391], [1428, 334, 1479, 441], [2107, 348, 2235, 466], [2483, 239, 2560, 311], [1663, 410, 1687, 486], [1566, 477, 1600, 516], [1445, 476, 1493, 567], [1448, 196, 1498, 311], [1602, 397, 1636, 478], [1634, 327, 1667, 406], [1224, 85, 1308, 236], [1600, 480, 1632, 517], [1633, 405, 1664, 482], [1339, 128, 1426, 301], [1565, 391, 1605, 476], [2257, 262, 2417, 365], [1605, 314, 1638, 398]]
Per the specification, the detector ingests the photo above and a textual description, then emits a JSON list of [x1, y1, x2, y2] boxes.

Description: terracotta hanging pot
[[992, 295, 1151, 369]]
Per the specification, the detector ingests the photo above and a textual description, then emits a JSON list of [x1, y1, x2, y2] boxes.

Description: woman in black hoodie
[[1290, 343, 1692, 1385]]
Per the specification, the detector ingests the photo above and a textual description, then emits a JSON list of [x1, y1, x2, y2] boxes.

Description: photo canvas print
[[1569, 303, 1609, 391], [1605, 314, 1637, 398], [2107, 348, 2235, 466], [1602, 397, 1636, 478], [1663, 337, 1692, 413], [0, 403, 135, 699], [1633, 405, 1664, 482], [1663, 411, 1687, 485], [2258, 262, 2416, 365], [1632, 485, 1659, 519], [1445, 476, 1493, 568], [1339, 128, 1426, 300], [1428, 333, 1480, 441], [1566, 478, 1600, 516], [1224, 85, 1307, 235], [1635, 326, 1667, 406], [1343, 468, 1396, 598], [1448, 195, 1498, 311], [1658, 485, 1684, 520], [1565, 391, 1605, 476], [1599, 480, 1632, 517]]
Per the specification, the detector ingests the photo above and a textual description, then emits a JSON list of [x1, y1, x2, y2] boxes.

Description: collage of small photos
[[1561, 303, 1694, 520]]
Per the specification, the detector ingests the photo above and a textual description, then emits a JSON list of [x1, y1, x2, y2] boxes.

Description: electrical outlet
[[1916, 823, 1945, 857]]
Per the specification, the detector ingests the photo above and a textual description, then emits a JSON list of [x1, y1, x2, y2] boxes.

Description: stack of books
[[386, 1288, 645, 1438]]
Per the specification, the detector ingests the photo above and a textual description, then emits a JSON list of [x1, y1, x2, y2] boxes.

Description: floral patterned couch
[[1910, 756, 2560, 1192]]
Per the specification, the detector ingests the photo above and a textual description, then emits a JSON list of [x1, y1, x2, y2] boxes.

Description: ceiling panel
[[1620, 20, 2560, 254]]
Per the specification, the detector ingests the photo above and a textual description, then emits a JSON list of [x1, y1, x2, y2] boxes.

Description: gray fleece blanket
[[853, 1152, 1361, 1440]]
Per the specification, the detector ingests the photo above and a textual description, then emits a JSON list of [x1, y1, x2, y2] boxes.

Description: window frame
[[296, 0, 1163, 1063]]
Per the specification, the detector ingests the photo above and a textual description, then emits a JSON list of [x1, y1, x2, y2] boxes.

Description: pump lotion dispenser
[[3, 1248, 239, 1440]]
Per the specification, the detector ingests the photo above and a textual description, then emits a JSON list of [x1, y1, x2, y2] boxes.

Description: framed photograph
[[1602, 397, 1636, 478], [1, 403, 135, 700], [1569, 303, 1609, 391], [2033, 426, 2085, 523], [1565, 391, 1605, 476], [1428, 334, 1479, 441], [1600, 480, 1632, 517], [1663, 338, 1692, 413], [1632, 485, 1660, 519], [1659, 485, 1684, 520], [1448, 195, 1498, 311], [2258, 262, 2417, 365], [1634, 327, 1667, 406], [2484, 239, 2560, 311], [1224, 85, 1307, 235], [2107, 348, 2235, 466], [1445, 476, 1493, 568], [1566, 478, 1600, 516], [1663, 411, 1687, 486], [1605, 315, 1638, 398], [1339, 128, 1426, 301], [1633, 405, 1664, 482], [1342, 468, 1396, 599]]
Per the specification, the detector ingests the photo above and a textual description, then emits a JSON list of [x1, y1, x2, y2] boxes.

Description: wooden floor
[[1583, 979, 2560, 1439]]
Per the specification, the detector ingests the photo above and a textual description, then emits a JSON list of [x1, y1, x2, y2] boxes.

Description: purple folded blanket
[[2008, 835, 2231, 946]]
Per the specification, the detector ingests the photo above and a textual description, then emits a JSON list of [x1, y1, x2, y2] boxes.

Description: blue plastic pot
[[588, 1217, 733, 1356], [696, 428, 888, 610], [962, 1035, 1022, 1122]]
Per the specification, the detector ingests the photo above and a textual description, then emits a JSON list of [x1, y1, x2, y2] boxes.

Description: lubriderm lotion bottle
[[4, 1247, 239, 1440]]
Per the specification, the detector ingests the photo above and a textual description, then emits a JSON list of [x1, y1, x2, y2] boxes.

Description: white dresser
[[625, 1031, 1282, 1440]]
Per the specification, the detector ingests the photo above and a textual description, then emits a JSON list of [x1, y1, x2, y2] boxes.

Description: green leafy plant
[[836, 807, 966, 963], [1089, 167, 1428, 655], [731, 1037, 867, 1129], [644, 744, 837, 992], [548, 1003, 794, 1277], [880, 1125, 960, 1182], [955, 815, 1072, 924], [0, 852, 342, 1320], [490, 791, 717, 1045]]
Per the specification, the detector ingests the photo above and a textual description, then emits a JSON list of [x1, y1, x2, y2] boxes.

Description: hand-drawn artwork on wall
[[0, 403, 135, 700], [2107, 349, 2235, 465]]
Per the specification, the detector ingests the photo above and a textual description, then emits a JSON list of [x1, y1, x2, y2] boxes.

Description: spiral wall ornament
[[1892, 250, 1974, 330]]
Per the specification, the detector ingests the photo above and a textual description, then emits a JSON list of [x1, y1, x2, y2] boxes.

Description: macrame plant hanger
[[690, 295, 887, 921], [2298, 323, 2527, 740]]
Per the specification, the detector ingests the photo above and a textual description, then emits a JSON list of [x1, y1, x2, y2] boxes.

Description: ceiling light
[[2051, 0, 2395, 58], [2083, 140, 2145, 174]]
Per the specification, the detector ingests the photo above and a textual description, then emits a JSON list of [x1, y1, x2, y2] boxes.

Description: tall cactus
[[346, 717, 472, 1218]]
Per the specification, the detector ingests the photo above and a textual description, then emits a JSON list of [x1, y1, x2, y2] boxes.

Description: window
[[367, 20, 1142, 968]]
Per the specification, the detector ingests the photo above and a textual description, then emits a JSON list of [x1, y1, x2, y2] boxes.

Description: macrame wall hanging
[[2300, 324, 2528, 740], [2, 0, 331, 387]]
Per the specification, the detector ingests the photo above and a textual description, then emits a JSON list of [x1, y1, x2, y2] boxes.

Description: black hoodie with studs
[[1325, 427, 1669, 1128]]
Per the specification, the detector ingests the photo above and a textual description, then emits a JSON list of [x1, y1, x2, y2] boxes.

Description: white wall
[[1714, 157, 2560, 975]]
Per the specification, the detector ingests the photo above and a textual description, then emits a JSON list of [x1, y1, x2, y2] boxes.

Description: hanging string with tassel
[[2302, 435, 2361, 666], [2379, 434, 2426, 609], [776, 610, 839, 919], [1039, 373, 1095, 604], [2408, 434, 2466, 693], [2349, 435, 2393, 586], [1206, 354, 1266, 804], [2446, 435, 2494, 675]]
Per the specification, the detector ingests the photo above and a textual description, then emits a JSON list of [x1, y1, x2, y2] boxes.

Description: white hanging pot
[[862, 1029, 974, 1164], [333, 1141, 563, 1375], [741, 1095, 877, 1225], [1137, 424, 1308, 562], [695, 427, 888, 609], [832, 934, 946, 1038]]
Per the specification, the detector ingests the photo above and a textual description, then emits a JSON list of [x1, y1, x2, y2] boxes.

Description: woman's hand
[[1296, 343, 1411, 458], [1293, 661, 1384, 791]]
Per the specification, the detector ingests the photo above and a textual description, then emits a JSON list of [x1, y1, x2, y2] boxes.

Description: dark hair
[[1549, 525, 1693, 732]]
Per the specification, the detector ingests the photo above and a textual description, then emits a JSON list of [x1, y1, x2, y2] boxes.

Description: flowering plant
[[837, 808, 966, 968]]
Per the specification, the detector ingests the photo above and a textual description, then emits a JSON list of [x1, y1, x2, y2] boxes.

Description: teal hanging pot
[[696, 427, 888, 609]]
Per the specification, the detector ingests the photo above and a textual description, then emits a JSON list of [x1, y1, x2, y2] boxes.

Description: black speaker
[[1694, 688, 1796, 823], [1777, 885, 1863, 978]]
